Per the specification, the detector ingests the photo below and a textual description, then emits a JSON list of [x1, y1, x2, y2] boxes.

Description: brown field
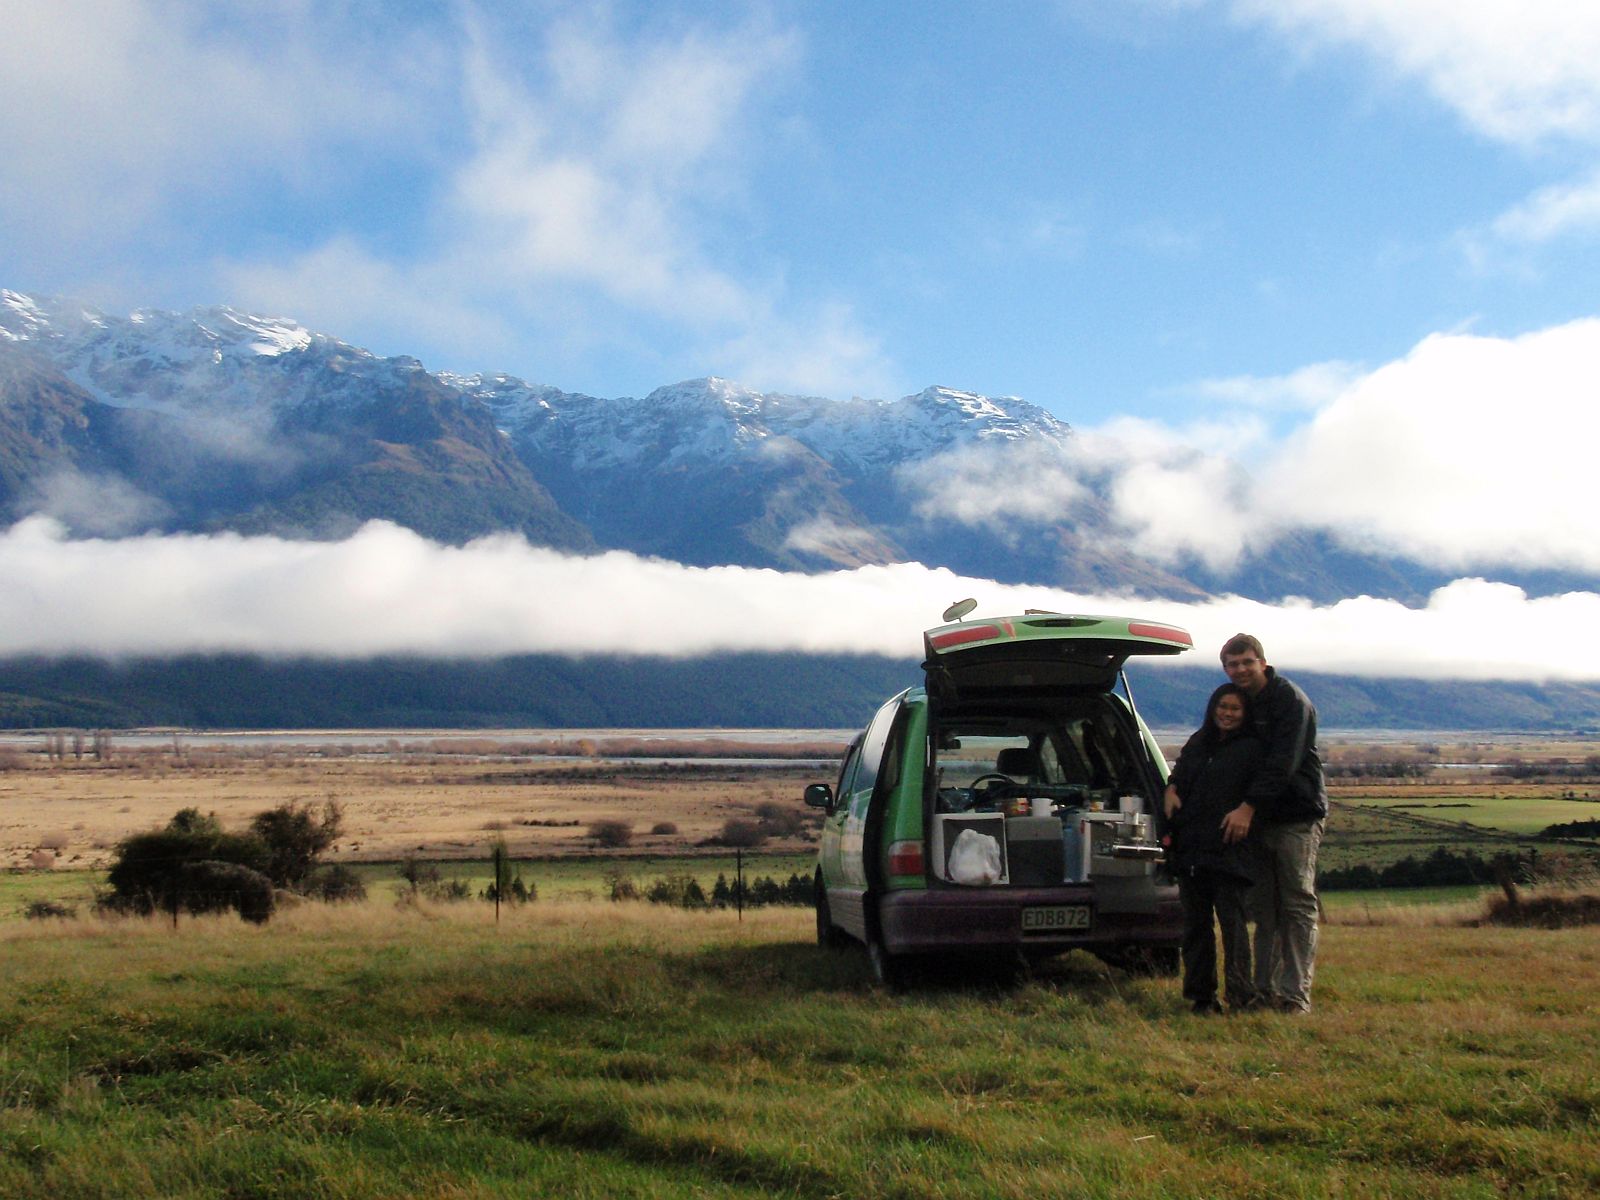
[[3, 733, 1598, 875], [0, 742, 829, 871]]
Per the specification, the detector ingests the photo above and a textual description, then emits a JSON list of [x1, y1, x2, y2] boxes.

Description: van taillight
[[887, 840, 924, 877]]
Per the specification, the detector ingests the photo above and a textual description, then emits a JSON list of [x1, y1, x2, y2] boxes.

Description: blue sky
[[6, 0, 1600, 425], [6, 1, 1600, 679]]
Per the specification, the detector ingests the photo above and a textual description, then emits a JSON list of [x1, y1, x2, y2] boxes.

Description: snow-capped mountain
[[0, 288, 1452, 600]]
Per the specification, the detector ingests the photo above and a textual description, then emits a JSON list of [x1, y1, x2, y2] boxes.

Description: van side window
[[851, 698, 900, 801], [836, 736, 864, 799]]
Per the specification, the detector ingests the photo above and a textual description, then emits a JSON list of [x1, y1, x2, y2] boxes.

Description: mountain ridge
[[3, 288, 1587, 603]]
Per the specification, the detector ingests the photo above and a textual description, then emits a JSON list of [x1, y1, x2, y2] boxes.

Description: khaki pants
[[1251, 818, 1324, 1011]]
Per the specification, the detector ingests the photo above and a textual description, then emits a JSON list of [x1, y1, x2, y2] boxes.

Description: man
[[1217, 633, 1327, 1014]]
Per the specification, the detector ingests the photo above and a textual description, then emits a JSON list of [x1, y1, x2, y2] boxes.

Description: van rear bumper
[[877, 883, 1183, 957]]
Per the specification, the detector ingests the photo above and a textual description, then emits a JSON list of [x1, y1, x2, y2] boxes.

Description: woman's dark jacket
[[1166, 728, 1262, 884]]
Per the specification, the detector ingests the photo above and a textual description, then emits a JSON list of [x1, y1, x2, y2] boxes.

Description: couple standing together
[[1162, 633, 1328, 1015]]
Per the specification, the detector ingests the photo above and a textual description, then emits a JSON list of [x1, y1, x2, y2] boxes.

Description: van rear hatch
[[923, 614, 1192, 696]]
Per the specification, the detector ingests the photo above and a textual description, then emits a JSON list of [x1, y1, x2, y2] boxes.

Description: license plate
[[1021, 904, 1091, 933]]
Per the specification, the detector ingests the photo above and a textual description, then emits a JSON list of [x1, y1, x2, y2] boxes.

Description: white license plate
[[1021, 905, 1091, 932]]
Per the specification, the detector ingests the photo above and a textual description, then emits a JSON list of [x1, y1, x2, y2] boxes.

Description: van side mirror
[[803, 783, 834, 812]]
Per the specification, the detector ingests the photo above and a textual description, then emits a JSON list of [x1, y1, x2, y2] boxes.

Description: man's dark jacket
[[1242, 667, 1328, 823]]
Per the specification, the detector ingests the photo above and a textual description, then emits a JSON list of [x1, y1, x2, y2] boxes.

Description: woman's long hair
[[1198, 683, 1252, 746]]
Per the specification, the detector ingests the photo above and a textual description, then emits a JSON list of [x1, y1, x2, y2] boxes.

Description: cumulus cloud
[[904, 319, 1600, 577], [1227, 0, 1600, 145], [1262, 320, 1600, 572], [2, 516, 1596, 681]]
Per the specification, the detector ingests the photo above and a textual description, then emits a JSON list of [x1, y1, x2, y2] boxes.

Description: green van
[[806, 609, 1193, 984]]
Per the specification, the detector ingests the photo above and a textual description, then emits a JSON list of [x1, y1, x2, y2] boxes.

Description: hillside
[[2, 289, 1547, 603], [5, 654, 1600, 732]]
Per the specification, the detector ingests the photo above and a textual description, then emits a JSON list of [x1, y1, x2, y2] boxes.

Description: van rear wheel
[[814, 876, 848, 949], [866, 934, 906, 989]]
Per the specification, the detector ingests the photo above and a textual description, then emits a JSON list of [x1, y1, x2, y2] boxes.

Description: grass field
[[4, 742, 1599, 1195], [3, 897, 1597, 1199], [1341, 794, 1600, 837]]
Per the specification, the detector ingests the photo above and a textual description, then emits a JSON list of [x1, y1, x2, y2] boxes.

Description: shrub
[[102, 814, 271, 919], [175, 860, 275, 924], [754, 802, 806, 837], [24, 900, 76, 920], [482, 871, 537, 905], [589, 819, 634, 848], [603, 868, 639, 901], [650, 821, 679, 836], [718, 818, 768, 848], [304, 864, 368, 903], [396, 857, 470, 902], [645, 874, 707, 908], [398, 855, 440, 893], [250, 800, 342, 889]]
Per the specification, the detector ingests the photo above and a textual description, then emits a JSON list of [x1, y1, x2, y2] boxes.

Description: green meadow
[[3, 893, 1597, 1199], [1345, 794, 1600, 837]]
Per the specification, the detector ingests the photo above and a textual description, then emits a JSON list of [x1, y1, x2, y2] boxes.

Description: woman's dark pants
[[1177, 869, 1254, 1008]]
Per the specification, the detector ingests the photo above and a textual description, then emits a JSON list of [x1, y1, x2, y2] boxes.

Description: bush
[[24, 900, 76, 920], [645, 874, 707, 908], [603, 868, 639, 901], [396, 856, 471, 902], [482, 871, 537, 905], [250, 801, 342, 889], [589, 819, 634, 848], [1543, 818, 1600, 839], [754, 802, 806, 837], [707, 872, 812, 909], [175, 860, 275, 924], [304, 864, 368, 903], [717, 818, 768, 848], [650, 821, 679, 836], [103, 814, 271, 919]]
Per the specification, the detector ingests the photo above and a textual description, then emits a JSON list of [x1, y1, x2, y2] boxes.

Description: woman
[[1163, 683, 1261, 1015]]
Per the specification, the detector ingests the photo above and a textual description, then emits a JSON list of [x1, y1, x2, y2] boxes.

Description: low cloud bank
[[3, 517, 1597, 682]]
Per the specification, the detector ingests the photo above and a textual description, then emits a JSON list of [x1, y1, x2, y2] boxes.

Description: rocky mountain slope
[[0, 289, 1501, 602]]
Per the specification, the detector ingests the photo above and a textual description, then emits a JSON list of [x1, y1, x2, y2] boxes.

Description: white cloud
[[1263, 320, 1600, 571], [215, 9, 893, 397], [0, 0, 432, 248], [1193, 360, 1367, 410], [2, 516, 1595, 681], [1489, 167, 1600, 244], [898, 440, 1094, 528], [905, 319, 1600, 577], [1227, 0, 1600, 144]]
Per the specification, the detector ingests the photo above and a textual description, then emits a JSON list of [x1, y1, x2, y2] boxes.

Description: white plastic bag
[[947, 828, 1003, 885]]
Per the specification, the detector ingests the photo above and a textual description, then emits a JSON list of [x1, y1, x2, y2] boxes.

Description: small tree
[[250, 800, 342, 890], [103, 811, 270, 919]]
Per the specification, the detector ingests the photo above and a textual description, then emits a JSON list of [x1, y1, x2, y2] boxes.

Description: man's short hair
[[1220, 632, 1265, 663]]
